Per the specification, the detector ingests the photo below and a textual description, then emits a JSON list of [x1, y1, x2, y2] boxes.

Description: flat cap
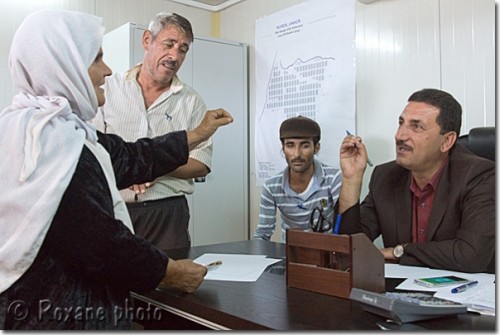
[[279, 116, 321, 140]]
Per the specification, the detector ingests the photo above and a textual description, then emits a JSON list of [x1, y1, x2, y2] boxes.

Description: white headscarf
[[0, 9, 105, 293]]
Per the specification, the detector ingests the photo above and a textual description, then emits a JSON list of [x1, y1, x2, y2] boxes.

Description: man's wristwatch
[[393, 244, 405, 259]]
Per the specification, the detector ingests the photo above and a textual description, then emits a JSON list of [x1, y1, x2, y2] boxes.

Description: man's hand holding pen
[[340, 133, 370, 178], [338, 132, 371, 213]]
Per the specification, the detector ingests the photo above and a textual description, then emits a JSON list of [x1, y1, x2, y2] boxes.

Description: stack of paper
[[385, 264, 495, 316], [194, 253, 282, 282], [433, 275, 495, 316]]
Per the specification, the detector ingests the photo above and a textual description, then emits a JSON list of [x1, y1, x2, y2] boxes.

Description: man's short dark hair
[[408, 88, 462, 136]]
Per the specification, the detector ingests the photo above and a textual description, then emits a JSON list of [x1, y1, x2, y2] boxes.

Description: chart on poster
[[254, 0, 356, 185]]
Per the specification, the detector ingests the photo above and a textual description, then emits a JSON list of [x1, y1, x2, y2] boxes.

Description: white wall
[[0, 0, 494, 244]]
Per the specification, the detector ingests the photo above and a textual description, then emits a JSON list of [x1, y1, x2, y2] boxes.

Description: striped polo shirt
[[92, 64, 211, 203], [253, 159, 342, 242]]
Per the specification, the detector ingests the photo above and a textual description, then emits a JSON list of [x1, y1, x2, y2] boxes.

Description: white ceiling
[[167, 0, 380, 12], [167, 0, 246, 12]]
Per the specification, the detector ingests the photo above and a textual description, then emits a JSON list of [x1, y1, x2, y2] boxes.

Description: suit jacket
[[340, 144, 495, 273]]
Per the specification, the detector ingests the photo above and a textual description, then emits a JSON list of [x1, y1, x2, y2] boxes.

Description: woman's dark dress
[[0, 131, 189, 329]]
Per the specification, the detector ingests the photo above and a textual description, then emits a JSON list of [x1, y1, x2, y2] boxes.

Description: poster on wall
[[254, 0, 355, 185]]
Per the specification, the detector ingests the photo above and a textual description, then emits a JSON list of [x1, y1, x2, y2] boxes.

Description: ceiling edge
[[167, 0, 246, 12]]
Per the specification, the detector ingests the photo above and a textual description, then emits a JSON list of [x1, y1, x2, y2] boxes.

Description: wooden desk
[[132, 240, 495, 330]]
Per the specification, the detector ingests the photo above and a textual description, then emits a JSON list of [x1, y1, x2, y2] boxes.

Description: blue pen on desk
[[345, 130, 373, 167], [451, 280, 478, 294], [333, 214, 342, 235]]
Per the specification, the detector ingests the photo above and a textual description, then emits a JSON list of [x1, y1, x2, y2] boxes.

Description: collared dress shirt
[[92, 64, 211, 202], [409, 156, 449, 243]]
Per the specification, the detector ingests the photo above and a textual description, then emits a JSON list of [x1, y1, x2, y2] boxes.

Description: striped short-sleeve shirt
[[253, 159, 342, 242], [92, 64, 211, 203]]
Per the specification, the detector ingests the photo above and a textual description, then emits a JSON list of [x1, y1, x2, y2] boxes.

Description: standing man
[[337, 88, 495, 273], [253, 116, 342, 242], [93, 12, 213, 249]]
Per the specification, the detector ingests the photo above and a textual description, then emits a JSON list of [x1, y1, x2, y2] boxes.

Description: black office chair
[[458, 127, 496, 274], [456, 127, 495, 162]]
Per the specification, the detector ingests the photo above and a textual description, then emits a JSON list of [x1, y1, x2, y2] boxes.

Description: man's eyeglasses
[[309, 207, 332, 232]]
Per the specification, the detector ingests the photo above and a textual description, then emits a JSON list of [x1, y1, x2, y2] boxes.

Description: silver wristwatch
[[393, 244, 405, 259]]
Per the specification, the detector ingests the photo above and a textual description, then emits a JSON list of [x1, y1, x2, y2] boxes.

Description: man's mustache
[[396, 140, 412, 151]]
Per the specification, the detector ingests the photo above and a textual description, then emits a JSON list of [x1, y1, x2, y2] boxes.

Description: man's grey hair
[[148, 12, 194, 43]]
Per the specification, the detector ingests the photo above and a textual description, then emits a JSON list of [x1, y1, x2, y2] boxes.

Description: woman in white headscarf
[[0, 9, 232, 329]]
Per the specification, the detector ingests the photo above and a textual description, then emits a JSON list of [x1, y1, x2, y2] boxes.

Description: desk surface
[[132, 240, 495, 330]]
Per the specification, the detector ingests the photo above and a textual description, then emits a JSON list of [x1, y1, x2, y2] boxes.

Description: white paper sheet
[[194, 253, 283, 282], [384, 264, 433, 278]]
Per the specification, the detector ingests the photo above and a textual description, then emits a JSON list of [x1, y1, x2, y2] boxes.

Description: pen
[[345, 130, 373, 167], [451, 280, 478, 293], [204, 260, 223, 271], [333, 213, 342, 234]]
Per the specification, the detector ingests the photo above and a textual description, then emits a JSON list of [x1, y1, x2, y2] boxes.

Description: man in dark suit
[[337, 88, 495, 273]]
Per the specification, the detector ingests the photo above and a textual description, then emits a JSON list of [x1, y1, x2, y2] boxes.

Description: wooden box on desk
[[286, 230, 385, 299]]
